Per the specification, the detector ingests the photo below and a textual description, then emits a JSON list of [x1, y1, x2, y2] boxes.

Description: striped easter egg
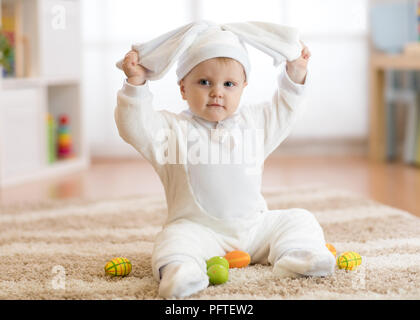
[[337, 251, 362, 271], [224, 250, 251, 268], [104, 257, 132, 276]]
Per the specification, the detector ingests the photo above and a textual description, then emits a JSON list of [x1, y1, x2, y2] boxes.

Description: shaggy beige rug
[[1, 186, 419, 300]]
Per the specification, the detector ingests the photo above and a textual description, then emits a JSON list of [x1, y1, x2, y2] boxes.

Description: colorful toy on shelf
[[57, 114, 73, 159], [46, 113, 57, 164]]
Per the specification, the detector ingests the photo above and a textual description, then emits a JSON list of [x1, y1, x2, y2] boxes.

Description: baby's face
[[179, 58, 247, 122]]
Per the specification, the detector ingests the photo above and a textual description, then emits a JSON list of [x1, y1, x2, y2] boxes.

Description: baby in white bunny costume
[[115, 21, 335, 298]]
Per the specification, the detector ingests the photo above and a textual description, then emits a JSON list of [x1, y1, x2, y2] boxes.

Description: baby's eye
[[224, 81, 235, 87], [199, 79, 210, 86]]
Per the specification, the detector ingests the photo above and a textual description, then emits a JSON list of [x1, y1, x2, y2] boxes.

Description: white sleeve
[[245, 63, 310, 159], [114, 80, 173, 165]]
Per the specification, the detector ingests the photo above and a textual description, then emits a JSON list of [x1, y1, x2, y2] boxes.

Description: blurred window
[[82, 0, 189, 43], [200, 0, 283, 24], [287, 0, 368, 34]]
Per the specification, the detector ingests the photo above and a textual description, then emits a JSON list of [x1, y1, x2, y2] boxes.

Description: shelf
[[0, 0, 88, 188], [370, 52, 420, 70], [1, 76, 80, 90], [369, 50, 420, 162], [0, 157, 89, 187], [45, 157, 89, 177]]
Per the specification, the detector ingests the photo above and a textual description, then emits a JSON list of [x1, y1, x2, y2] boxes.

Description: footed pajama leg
[[262, 208, 335, 278], [158, 260, 209, 298]]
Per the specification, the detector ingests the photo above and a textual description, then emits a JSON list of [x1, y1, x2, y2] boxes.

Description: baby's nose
[[210, 87, 223, 98]]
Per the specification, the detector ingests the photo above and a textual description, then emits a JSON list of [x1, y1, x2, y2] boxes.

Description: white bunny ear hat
[[175, 24, 251, 83], [116, 20, 302, 83]]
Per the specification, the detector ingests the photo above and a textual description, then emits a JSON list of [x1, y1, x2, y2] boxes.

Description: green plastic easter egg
[[207, 264, 229, 285], [206, 256, 229, 270]]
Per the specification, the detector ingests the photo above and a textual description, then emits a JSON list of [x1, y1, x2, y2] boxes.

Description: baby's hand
[[286, 41, 311, 85], [122, 50, 148, 85]]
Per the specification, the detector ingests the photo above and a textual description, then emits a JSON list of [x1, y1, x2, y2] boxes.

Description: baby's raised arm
[[115, 50, 173, 166], [245, 42, 311, 159], [285, 42, 311, 85], [122, 50, 148, 86]]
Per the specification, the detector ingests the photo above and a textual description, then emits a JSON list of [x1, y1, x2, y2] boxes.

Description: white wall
[[81, 0, 369, 157]]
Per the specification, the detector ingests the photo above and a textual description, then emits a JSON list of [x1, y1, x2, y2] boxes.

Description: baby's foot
[[273, 249, 335, 278], [159, 261, 209, 298]]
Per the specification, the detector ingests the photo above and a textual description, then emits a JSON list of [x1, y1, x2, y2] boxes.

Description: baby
[[115, 22, 335, 298]]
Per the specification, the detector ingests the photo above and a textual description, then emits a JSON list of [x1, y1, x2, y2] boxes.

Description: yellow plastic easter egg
[[337, 251, 362, 271], [104, 257, 132, 276], [326, 243, 337, 257]]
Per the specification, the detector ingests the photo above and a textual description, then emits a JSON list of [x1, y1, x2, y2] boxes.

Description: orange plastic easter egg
[[326, 243, 337, 257], [224, 250, 251, 268]]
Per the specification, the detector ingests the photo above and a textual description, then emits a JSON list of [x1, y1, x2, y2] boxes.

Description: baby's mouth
[[207, 103, 224, 108]]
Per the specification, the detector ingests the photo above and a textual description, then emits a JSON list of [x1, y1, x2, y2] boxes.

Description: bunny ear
[[116, 20, 303, 81], [116, 21, 213, 80], [221, 22, 302, 66]]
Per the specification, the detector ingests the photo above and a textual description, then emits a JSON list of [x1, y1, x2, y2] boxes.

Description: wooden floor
[[1, 155, 419, 218]]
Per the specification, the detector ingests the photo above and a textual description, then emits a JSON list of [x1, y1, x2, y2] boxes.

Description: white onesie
[[115, 64, 335, 298]]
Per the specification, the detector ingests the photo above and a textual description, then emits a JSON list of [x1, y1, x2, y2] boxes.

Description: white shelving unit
[[0, 0, 89, 187]]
